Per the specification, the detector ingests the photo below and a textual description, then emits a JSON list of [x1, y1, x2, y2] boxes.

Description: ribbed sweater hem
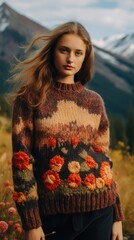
[[39, 187, 116, 215]]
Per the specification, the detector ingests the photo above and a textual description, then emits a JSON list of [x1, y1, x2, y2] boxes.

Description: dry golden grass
[[109, 148, 134, 237], [0, 116, 24, 239]]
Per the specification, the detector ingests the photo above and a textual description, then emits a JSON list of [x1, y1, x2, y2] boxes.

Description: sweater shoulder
[[84, 87, 105, 106]]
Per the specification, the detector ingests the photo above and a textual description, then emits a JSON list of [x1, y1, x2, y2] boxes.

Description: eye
[[59, 47, 68, 53], [75, 51, 83, 56]]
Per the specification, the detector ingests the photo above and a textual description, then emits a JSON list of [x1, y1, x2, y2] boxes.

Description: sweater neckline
[[54, 81, 83, 92]]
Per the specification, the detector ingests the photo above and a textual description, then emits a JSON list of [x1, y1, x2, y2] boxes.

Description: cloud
[[117, 0, 134, 10], [0, 0, 134, 38]]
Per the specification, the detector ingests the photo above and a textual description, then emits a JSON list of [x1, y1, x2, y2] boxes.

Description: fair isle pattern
[[34, 99, 109, 149], [12, 81, 124, 230]]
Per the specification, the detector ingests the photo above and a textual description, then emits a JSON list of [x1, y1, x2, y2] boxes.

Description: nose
[[67, 52, 74, 63]]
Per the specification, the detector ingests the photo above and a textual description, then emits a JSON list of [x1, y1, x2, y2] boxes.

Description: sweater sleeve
[[12, 96, 42, 230], [95, 96, 124, 221], [92, 95, 110, 153]]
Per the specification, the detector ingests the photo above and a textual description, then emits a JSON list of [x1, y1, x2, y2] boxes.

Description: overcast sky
[[0, 0, 134, 39]]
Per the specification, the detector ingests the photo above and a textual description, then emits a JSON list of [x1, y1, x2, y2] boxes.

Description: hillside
[[0, 2, 48, 94], [0, 2, 134, 117]]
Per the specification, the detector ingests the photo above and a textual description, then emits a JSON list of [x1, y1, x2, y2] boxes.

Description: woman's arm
[[112, 221, 123, 240], [25, 226, 45, 240], [12, 96, 42, 230]]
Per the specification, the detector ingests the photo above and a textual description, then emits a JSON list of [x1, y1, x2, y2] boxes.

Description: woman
[[11, 21, 124, 240]]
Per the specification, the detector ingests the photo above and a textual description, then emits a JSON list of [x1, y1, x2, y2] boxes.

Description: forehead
[[56, 34, 86, 50]]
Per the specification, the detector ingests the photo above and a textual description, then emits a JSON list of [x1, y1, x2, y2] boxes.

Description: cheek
[[77, 57, 85, 69]]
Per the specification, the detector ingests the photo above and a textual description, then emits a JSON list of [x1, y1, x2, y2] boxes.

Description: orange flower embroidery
[[49, 137, 56, 148], [84, 173, 96, 190], [96, 177, 105, 189], [13, 192, 26, 203], [13, 151, 30, 170], [68, 161, 80, 173], [67, 173, 81, 188], [85, 155, 96, 169], [100, 162, 113, 186], [71, 137, 79, 146], [94, 146, 105, 153], [91, 143, 105, 153], [42, 170, 60, 191], [49, 155, 64, 172]]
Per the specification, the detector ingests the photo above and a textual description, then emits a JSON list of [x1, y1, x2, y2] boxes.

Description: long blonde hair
[[11, 21, 94, 108]]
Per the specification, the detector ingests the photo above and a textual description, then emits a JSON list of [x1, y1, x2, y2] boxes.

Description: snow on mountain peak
[[93, 32, 134, 60], [0, 3, 10, 32]]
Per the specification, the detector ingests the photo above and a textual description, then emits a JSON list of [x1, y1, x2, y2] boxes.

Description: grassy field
[[0, 116, 134, 239]]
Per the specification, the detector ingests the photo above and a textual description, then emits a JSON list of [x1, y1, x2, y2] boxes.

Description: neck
[[55, 76, 75, 84]]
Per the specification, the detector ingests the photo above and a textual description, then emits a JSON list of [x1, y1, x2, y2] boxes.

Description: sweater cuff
[[17, 202, 42, 230], [113, 197, 124, 222]]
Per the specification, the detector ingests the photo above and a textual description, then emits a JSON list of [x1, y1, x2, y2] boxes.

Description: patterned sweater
[[12, 81, 124, 230]]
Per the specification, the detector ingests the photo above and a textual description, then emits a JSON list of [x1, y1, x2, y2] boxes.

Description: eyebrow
[[59, 46, 84, 52]]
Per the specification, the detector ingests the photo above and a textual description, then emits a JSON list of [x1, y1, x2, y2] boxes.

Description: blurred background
[[0, 0, 134, 239]]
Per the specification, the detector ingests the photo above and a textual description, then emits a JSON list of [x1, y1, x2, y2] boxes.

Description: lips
[[64, 65, 74, 70]]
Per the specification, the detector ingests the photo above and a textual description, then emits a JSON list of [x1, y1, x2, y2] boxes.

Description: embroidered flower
[[84, 173, 96, 190], [67, 173, 81, 188], [42, 170, 60, 190], [13, 192, 26, 203], [85, 155, 96, 169], [0, 221, 8, 233], [94, 146, 105, 153], [13, 151, 30, 170], [100, 162, 113, 186], [49, 155, 64, 172], [96, 177, 105, 189], [71, 137, 79, 147], [27, 185, 38, 200], [68, 161, 80, 173], [91, 143, 105, 153], [49, 137, 56, 148]]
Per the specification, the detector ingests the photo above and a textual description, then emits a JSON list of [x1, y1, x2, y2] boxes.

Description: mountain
[[0, 2, 134, 117], [90, 34, 134, 116], [0, 2, 48, 62], [0, 2, 48, 93], [93, 33, 134, 61], [89, 45, 134, 116]]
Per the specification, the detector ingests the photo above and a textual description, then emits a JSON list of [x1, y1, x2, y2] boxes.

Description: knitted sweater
[[12, 81, 124, 230]]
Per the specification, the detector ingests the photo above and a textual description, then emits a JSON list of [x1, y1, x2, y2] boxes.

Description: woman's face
[[54, 34, 86, 82]]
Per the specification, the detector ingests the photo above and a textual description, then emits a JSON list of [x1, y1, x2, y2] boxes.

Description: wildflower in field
[[8, 207, 17, 215], [8, 220, 14, 226], [0, 202, 5, 208], [5, 186, 14, 194], [14, 223, 21, 229], [4, 180, 11, 187], [15, 226, 22, 234], [0, 221, 8, 233], [5, 202, 11, 208], [14, 223, 22, 234]]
